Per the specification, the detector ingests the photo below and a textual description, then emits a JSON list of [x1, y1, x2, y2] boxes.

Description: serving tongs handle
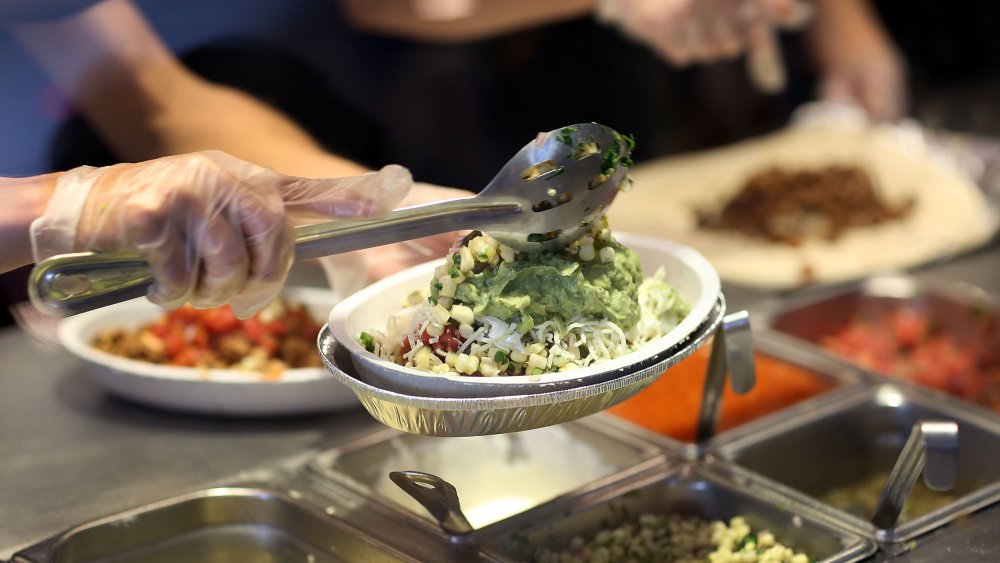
[[695, 311, 756, 443], [28, 199, 522, 317], [871, 420, 959, 530], [389, 470, 474, 535]]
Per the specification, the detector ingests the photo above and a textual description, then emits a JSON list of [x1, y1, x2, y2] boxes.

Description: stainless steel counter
[[1, 246, 998, 561]]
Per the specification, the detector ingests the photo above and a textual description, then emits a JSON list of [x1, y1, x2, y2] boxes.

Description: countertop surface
[[2, 247, 999, 561]]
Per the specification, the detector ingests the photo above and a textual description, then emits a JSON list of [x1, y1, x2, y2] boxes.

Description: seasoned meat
[[699, 166, 914, 245]]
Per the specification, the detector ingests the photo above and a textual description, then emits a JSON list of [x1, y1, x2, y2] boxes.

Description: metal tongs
[[29, 123, 631, 317]]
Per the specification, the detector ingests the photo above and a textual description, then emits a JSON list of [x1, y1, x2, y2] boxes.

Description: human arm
[[338, 0, 594, 43], [8, 0, 368, 178], [0, 174, 60, 274], [806, 0, 906, 121]]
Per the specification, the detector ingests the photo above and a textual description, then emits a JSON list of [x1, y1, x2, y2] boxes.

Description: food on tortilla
[[607, 125, 996, 288], [699, 165, 914, 245], [359, 218, 689, 377]]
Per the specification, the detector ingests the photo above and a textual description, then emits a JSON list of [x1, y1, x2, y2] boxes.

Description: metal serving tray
[[12, 487, 416, 563], [753, 274, 1000, 412], [606, 333, 866, 446], [477, 463, 874, 563], [710, 383, 1000, 544], [306, 415, 670, 534]]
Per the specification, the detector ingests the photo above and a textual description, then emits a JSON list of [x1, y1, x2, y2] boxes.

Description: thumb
[[279, 164, 413, 221]]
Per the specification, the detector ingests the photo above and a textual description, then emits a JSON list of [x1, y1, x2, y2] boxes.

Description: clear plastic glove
[[31, 150, 412, 317], [320, 182, 474, 297], [595, 0, 802, 66]]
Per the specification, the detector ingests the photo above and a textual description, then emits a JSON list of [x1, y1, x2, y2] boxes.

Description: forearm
[[0, 174, 60, 273], [10, 0, 368, 178], [808, 0, 888, 55], [340, 0, 595, 42]]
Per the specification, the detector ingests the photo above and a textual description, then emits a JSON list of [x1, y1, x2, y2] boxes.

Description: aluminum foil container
[[318, 297, 725, 436]]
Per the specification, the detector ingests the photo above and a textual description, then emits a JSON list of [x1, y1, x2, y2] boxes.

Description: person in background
[[0, 152, 412, 317], [340, 0, 906, 120], [1, 0, 905, 313]]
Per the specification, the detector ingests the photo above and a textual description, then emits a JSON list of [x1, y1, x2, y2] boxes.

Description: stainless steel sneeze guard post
[[696, 310, 756, 443]]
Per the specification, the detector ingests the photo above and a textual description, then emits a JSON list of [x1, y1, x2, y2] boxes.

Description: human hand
[[31, 151, 412, 317], [811, 12, 906, 121], [595, 0, 803, 66], [320, 182, 474, 296]]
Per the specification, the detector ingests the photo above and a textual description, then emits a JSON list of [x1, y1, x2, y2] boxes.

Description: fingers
[[599, 0, 799, 68], [229, 187, 295, 318], [280, 164, 413, 221], [746, 22, 786, 93], [39, 150, 420, 317], [187, 207, 249, 309]]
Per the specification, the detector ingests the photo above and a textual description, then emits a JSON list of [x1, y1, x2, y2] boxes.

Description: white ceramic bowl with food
[[58, 286, 358, 416], [327, 233, 720, 398]]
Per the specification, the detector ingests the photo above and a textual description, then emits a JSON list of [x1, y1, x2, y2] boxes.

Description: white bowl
[[327, 233, 720, 398], [58, 286, 359, 416]]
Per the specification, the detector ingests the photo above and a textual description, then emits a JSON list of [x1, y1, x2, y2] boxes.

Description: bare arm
[[807, 0, 906, 120], [338, 0, 594, 42], [8, 0, 368, 178], [0, 174, 59, 273]]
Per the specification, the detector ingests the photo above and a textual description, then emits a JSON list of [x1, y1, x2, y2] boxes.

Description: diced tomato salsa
[[821, 307, 1000, 411]]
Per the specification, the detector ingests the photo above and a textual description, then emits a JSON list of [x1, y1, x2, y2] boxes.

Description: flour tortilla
[[608, 126, 997, 289]]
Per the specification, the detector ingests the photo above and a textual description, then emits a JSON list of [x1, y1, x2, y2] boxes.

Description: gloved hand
[[595, 0, 803, 66], [31, 150, 412, 317], [320, 182, 474, 297]]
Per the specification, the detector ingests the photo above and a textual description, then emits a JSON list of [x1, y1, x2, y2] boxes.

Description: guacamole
[[434, 233, 644, 332]]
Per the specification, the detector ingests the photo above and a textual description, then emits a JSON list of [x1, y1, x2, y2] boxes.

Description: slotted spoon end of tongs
[[484, 123, 635, 253]]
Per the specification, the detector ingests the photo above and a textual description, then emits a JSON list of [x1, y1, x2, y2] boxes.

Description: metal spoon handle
[[871, 420, 959, 530], [29, 198, 523, 317]]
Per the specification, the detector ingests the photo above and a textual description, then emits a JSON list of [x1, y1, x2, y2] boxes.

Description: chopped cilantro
[[449, 266, 460, 278], [737, 533, 758, 551], [555, 126, 578, 145], [432, 281, 443, 291], [494, 350, 508, 364], [601, 148, 618, 175], [359, 332, 375, 353], [452, 253, 461, 266]]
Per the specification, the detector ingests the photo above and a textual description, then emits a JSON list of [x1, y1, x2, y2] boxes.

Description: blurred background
[[0, 0, 997, 185]]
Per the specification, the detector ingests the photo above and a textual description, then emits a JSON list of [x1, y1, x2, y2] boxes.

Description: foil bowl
[[318, 296, 725, 436]]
